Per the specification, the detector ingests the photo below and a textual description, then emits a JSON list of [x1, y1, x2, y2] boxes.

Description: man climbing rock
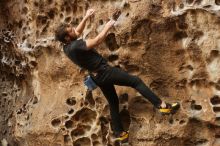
[[55, 8, 180, 142]]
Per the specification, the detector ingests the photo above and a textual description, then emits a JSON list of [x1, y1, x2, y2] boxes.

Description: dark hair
[[55, 23, 69, 43]]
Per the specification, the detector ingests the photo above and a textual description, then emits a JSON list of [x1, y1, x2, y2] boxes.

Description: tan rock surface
[[1, 0, 220, 145]]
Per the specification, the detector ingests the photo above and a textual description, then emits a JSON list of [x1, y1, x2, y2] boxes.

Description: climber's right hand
[[106, 19, 116, 29]]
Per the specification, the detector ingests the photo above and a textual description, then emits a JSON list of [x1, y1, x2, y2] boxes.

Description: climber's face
[[65, 25, 77, 42]]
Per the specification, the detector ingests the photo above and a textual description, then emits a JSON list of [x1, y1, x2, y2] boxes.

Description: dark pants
[[94, 66, 162, 135]]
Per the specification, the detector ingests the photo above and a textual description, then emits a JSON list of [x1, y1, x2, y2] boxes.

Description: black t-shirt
[[63, 39, 108, 72]]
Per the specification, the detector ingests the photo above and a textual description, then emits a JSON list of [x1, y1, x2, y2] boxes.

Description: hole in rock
[[215, 84, 220, 90], [47, 0, 53, 5], [213, 107, 220, 112], [36, 15, 48, 27], [0, 53, 2, 60], [210, 95, 220, 105], [105, 33, 119, 51], [2, 92, 7, 96], [66, 97, 76, 106], [203, 5, 212, 8], [85, 2, 89, 10], [84, 101, 89, 106], [93, 141, 101, 146], [30, 61, 37, 67], [210, 50, 219, 58], [65, 16, 72, 23], [73, 108, 97, 123], [175, 49, 185, 56], [51, 118, 61, 127], [215, 117, 220, 121], [71, 125, 90, 137], [126, 13, 129, 17], [193, 104, 202, 110], [124, 64, 140, 73], [64, 115, 69, 120], [3, 130, 7, 135], [74, 18, 79, 25], [61, 127, 66, 132], [191, 100, 202, 110], [114, 141, 121, 146], [179, 3, 184, 9], [169, 118, 174, 124], [112, 9, 121, 21], [120, 109, 130, 131], [79, 6, 83, 12], [100, 123, 108, 144], [65, 6, 72, 14], [108, 54, 119, 62], [215, 0, 220, 5], [150, 4, 162, 14], [186, 65, 193, 70], [80, 102, 83, 107], [99, 116, 109, 125], [61, 6, 64, 12], [34, 1, 38, 7], [173, 31, 188, 41], [193, 31, 204, 41], [131, 19, 151, 39], [64, 135, 71, 143], [68, 109, 74, 115], [47, 9, 55, 19], [195, 139, 209, 145], [60, 13, 64, 19], [65, 120, 74, 129], [22, 7, 28, 14], [15, 60, 21, 65], [91, 134, 98, 140], [124, 2, 130, 8], [179, 120, 186, 124], [99, 19, 103, 25], [85, 90, 95, 106], [119, 93, 128, 104], [73, 137, 91, 146]]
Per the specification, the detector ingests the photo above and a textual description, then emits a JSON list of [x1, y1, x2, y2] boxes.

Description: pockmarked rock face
[[1, 0, 220, 146]]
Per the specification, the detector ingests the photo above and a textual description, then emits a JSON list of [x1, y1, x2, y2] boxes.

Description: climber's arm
[[85, 20, 115, 49], [75, 9, 95, 36]]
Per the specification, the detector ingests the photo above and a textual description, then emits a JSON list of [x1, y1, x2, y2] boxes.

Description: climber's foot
[[158, 102, 180, 115], [115, 131, 129, 143]]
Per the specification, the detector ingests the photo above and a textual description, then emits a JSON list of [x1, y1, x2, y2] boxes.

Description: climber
[[55, 8, 180, 142]]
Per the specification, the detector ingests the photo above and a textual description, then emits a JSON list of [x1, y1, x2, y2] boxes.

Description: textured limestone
[[1, 0, 220, 146]]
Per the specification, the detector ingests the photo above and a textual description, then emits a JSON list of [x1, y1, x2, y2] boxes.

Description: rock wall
[[1, 0, 220, 146]]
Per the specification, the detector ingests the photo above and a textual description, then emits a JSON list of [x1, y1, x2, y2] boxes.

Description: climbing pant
[[93, 66, 162, 135]]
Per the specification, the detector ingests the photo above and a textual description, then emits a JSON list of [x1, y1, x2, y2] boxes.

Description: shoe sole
[[171, 103, 180, 114], [159, 103, 180, 115]]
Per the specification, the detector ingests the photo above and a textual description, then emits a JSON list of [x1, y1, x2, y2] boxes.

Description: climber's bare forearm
[[76, 9, 95, 36], [85, 20, 115, 49], [75, 16, 89, 36]]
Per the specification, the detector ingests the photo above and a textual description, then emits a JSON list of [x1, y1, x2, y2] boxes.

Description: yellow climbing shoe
[[116, 131, 129, 143], [159, 102, 180, 114]]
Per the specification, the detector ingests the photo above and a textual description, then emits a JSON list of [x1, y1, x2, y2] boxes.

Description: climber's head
[[55, 23, 78, 44]]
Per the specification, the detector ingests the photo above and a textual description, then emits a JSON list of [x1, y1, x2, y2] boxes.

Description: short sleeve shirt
[[63, 39, 107, 72]]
